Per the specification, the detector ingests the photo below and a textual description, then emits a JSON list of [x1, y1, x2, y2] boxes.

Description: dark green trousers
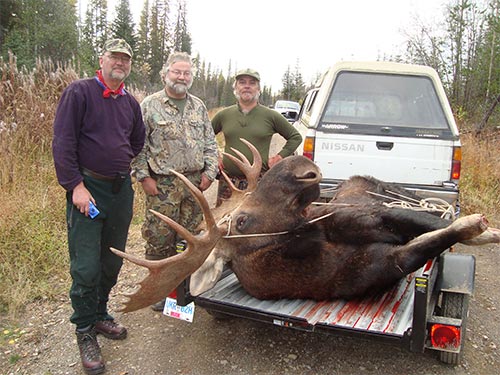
[[66, 174, 133, 329]]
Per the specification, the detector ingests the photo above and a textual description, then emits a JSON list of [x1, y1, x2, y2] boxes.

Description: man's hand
[[141, 177, 159, 196], [268, 154, 283, 168], [199, 173, 212, 192], [72, 182, 94, 216]]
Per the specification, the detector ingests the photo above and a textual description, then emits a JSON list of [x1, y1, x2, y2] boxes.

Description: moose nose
[[297, 170, 320, 181]]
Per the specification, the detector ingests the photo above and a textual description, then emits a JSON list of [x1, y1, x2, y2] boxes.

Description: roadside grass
[[0, 57, 498, 322], [0, 56, 75, 317], [459, 132, 500, 224]]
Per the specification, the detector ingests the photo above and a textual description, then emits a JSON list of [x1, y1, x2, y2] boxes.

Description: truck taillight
[[451, 146, 461, 180], [303, 136, 315, 160], [430, 323, 461, 349]]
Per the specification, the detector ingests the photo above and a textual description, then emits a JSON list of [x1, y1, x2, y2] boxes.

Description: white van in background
[[272, 100, 301, 123], [295, 61, 461, 212]]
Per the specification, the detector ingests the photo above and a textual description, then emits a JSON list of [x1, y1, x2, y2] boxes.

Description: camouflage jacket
[[132, 90, 218, 181]]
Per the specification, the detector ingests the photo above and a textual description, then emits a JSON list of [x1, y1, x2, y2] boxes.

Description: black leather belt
[[81, 168, 115, 181]]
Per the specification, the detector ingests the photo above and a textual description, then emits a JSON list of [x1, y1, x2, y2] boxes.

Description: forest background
[[0, 0, 498, 118], [0, 0, 498, 327]]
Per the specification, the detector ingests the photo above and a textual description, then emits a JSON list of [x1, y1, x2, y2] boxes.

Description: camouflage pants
[[143, 172, 202, 260]]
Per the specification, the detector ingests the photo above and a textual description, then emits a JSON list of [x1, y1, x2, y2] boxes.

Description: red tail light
[[303, 136, 315, 160], [430, 323, 461, 349], [451, 146, 461, 180], [168, 289, 177, 299]]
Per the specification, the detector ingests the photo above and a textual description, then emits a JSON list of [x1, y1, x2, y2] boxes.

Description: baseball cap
[[235, 68, 260, 81], [102, 38, 133, 58]]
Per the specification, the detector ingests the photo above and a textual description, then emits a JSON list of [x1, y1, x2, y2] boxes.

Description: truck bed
[[194, 261, 436, 340]]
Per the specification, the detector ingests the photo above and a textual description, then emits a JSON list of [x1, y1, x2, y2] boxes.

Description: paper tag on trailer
[[163, 297, 195, 322]]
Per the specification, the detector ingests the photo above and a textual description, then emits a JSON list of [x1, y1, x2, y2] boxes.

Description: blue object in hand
[[89, 201, 100, 219]]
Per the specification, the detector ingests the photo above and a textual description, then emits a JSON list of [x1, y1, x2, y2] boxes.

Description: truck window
[[305, 89, 318, 114], [319, 71, 453, 138]]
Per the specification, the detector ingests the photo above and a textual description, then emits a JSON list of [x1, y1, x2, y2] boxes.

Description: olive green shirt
[[212, 103, 302, 177]]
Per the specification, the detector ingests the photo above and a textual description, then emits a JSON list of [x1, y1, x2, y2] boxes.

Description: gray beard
[[166, 77, 192, 95]]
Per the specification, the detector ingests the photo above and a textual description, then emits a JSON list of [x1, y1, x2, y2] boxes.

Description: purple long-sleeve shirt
[[52, 78, 145, 191]]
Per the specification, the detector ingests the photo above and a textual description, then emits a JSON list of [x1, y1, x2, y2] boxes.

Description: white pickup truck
[[295, 61, 462, 212], [176, 61, 473, 365]]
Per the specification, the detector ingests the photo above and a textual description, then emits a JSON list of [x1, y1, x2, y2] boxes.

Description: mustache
[[165, 77, 192, 92]]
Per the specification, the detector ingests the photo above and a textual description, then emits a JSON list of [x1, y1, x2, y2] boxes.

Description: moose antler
[[210, 137, 263, 217], [110, 170, 223, 312], [189, 139, 264, 295], [221, 138, 262, 194]]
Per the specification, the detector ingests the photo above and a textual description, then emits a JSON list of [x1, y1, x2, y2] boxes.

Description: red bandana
[[95, 70, 125, 98]]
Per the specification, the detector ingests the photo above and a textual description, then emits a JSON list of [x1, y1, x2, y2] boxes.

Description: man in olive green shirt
[[212, 68, 302, 205]]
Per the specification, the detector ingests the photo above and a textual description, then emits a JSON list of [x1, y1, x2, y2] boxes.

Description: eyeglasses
[[105, 54, 132, 64], [169, 69, 192, 77]]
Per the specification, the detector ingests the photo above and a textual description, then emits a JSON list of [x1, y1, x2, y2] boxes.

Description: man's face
[[99, 52, 132, 82], [165, 61, 193, 95], [234, 76, 260, 103]]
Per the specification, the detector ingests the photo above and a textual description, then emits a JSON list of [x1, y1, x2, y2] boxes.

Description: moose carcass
[[112, 140, 499, 312]]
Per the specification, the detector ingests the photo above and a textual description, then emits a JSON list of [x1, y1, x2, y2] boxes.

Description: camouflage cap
[[235, 68, 260, 81], [102, 38, 133, 57]]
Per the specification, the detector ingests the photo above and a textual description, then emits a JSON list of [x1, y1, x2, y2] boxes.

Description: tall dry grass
[[459, 132, 500, 225], [0, 56, 498, 319], [0, 54, 80, 317]]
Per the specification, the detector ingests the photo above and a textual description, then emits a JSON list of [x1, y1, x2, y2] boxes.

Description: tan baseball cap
[[235, 68, 260, 81], [102, 38, 133, 58]]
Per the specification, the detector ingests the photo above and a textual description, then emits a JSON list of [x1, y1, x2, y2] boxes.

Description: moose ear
[[189, 251, 227, 296]]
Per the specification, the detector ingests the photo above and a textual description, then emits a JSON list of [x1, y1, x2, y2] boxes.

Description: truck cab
[[295, 61, 461, 211]]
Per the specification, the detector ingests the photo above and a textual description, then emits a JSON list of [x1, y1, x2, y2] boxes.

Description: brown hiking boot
[[95, 319, 127, 340], [76, 327, 105, 375]]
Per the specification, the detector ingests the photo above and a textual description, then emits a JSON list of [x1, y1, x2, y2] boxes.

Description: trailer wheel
[[439, 292, 469, 365]]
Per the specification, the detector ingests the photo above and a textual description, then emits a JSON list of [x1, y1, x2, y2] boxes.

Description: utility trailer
[[176, 251, 475, 365]]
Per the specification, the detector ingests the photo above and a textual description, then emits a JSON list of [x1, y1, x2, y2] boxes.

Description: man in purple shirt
[[52, 39, 145, 375]]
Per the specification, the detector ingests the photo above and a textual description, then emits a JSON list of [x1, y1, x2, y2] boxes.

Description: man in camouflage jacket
[[132, 52, 218, 299]]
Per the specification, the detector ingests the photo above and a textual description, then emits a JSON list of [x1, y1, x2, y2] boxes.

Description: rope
[[221, 211, 334, 239], [219, 189, 455, 239], [367, 190, 455, 218]]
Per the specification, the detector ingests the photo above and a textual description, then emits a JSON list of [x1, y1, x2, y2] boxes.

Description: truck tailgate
[[314, 133, 455, 185], [195, 268, 423, 337]]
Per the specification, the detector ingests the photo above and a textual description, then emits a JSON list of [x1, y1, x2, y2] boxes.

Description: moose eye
[[235, 214, 248, 231]]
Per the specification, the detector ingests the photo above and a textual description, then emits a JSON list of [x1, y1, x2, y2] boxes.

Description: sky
[[79, 0, 448, 91], [186, 0, 446, 90]]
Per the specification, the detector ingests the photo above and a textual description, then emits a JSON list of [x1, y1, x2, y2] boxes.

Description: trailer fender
[[436, 252, 476, 295]]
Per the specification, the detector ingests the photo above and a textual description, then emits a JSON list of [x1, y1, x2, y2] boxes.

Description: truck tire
[[439, 292, 469, 365]]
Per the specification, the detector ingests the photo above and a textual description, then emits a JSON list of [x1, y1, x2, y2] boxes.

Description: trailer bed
[[194, 263, 433, 339]]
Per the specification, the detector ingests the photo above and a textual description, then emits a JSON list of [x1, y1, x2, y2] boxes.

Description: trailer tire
[[439, 292, 469, 365]]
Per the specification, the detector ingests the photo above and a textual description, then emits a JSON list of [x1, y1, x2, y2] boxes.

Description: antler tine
[[220, 169, 242, 194], [222, 138, 262, 191], [109, 169, 223, 312]]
